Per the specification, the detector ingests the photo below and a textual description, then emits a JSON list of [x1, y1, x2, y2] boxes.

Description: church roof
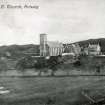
[[47, 41, 63, 48]]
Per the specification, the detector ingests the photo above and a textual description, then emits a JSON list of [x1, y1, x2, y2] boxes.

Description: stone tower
[[40, 33, 47, 57]]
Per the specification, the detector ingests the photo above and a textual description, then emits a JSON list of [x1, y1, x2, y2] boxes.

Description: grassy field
[[0, 76, 105, 105]]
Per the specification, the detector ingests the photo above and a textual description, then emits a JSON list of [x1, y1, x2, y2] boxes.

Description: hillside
[[78, 38, 105, 53], [0, 44, 40, 59]]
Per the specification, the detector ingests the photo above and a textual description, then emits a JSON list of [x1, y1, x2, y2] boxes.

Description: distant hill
[[0, 44, 40, 59], [77, 38, 105, 53]]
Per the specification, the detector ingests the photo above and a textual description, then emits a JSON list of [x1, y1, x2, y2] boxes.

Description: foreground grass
[[0, 76, 104, 105]]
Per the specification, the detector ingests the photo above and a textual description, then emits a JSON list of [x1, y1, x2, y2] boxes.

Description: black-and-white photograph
[[0, 0, 105, 105]]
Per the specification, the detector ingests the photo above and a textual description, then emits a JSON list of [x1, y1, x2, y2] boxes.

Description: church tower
[[40, 33, 47, 57]]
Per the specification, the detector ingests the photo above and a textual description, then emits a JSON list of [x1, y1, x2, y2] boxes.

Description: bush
[[73, 60, 81, 67]]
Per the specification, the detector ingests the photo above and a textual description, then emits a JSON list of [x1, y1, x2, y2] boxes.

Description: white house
[[88, 43, 101, 55]]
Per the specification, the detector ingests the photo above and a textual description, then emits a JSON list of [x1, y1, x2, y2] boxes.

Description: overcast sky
[[0, 0, 105, 45]]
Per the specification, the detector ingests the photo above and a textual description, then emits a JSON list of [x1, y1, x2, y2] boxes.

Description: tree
[[47, 56, 61, 76]]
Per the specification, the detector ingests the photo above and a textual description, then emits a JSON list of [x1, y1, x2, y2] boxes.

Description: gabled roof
[[47, 41, 64, 48]]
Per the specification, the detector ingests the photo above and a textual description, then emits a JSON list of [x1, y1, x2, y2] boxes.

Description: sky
[[0, 0, 105, 45]]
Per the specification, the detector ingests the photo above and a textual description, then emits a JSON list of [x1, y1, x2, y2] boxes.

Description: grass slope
[[0, 76, 104, 105]]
